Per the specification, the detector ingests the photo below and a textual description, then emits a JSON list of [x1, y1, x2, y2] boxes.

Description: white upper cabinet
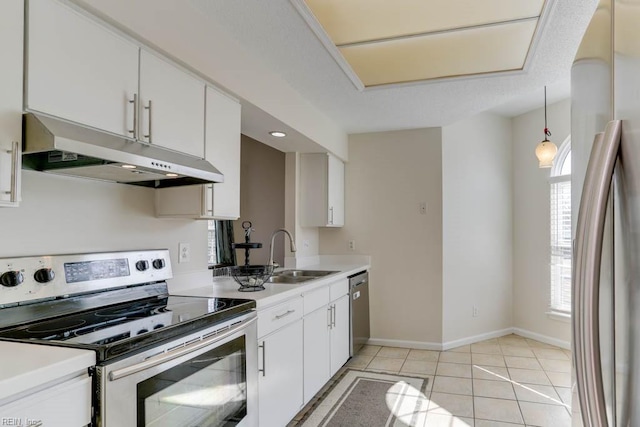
[[300, 153, 345, 227], [139, 50, 205, 158], [205, 86, 241, 219], [26, 0, 139, 137], [0, 0, 23, 207], [154, 87, 241, 220]]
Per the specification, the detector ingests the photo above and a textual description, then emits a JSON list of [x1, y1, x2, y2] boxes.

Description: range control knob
[[34, 268, 55, 284], [135, 260, 150, 272], [152, 259, 166, 270], [1, 271, 24, 287]]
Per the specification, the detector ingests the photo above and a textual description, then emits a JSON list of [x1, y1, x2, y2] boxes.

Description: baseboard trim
[[442, 328, 514, 351], [512, 327, 571, 350], [369, 327, 571, 352], [366, 338, 442, 351]]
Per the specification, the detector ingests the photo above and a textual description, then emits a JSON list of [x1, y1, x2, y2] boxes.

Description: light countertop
[[168, 259, 370, 310], [0, 341, 95, 403]]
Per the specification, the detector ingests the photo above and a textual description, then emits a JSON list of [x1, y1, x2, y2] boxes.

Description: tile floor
[[343, 334, 572, 426]]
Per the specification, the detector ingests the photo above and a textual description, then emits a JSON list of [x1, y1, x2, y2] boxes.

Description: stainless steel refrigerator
[[571, 0, 640, 425]]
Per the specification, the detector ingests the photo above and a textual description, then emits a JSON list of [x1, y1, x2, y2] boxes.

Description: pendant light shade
[[535, 86, 558, 168], [535, 139, 558, 168]]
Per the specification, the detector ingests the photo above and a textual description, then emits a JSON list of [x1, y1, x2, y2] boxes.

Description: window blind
[[550, 177, 572, 313]]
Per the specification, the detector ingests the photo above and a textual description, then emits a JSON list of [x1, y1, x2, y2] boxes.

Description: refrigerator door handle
[[573, 120, 622, 427]]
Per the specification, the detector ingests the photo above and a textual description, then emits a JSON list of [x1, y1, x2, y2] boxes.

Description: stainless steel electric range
[[0, 250, 258, 427]]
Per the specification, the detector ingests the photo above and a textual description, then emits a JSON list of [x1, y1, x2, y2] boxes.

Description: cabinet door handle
[[329, 206, 334, 224], [331, 304, 336, 327], [275, 309, 295, 320], [128, 94, 138, 139], [4, 141, 20, 203], [327, 306, 332, 329], [259, 342, 266, 377], [144, 100, 153, 142]]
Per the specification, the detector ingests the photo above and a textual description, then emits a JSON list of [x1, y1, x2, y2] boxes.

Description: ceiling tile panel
[[339, 20, 538, 87], [304, 0, 545, 45]]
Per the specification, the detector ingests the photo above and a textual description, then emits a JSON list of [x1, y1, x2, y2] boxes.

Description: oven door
[[98, 313, 257, 427]]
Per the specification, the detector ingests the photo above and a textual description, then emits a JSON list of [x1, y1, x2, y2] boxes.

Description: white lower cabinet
[[302, 279, 351, 405], [258, 319, 303, 427], [330, 293, 351, 376], [303, 306, 331, 401]]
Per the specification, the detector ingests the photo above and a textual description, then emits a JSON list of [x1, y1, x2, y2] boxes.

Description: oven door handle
[[108, 316, 257, 382]]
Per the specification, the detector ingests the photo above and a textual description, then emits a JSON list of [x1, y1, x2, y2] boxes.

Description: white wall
[[441, 113, 513, 344], [319, 128, 443, 346], [0, 171, 208, 273], [512, 99, 572, 344]]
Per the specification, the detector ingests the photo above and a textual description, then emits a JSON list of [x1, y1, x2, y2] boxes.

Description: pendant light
[[535, 86, 558, 168]]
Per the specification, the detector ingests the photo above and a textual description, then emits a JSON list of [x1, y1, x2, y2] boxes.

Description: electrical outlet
[[179, 243, 191, 263], [472, 306, 479, 317], [419, 202, 427, 215], [348, 240, 356, 251]]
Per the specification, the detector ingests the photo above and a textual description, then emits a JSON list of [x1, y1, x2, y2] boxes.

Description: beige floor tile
[[439, 352, 472, 364], [525, 339, 558, 349], [423, 413, 474, 427], [432, 376, 473, 395], [472, 365, 510, 381], [508, 368, 551, 386], [504, 356, 543, 370], [512, 383, 564, 405], [428, 392, 474, 418], [500, 346, 535, 358], [357, 345, 381, 356], [475, 420, 523, 427], [538, 358, 571, 373], [367, 356, 404, 373], [532, 348, 570, 360], [401, 360, 437, 376], [472, 353, 506, 367], [471, 343, 502, 355], [498, 336, 529, 347], [436, 362, 472, 379], [546, 371, 572, 387], [408, 349, 441, 362], [474, 397, 524, 424], [477, 338, 499, 345], [555, 387, 572, 405], [519, 401, 571, 426], [378, 346, 411, 358], [346, 354, 373, 369], [446, 345, 471, 353], [473, 379, 516, 400]]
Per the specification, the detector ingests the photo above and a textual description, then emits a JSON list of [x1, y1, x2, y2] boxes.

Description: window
[[549, 137, 572, 313]]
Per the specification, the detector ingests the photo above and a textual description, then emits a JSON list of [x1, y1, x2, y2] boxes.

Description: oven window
[[137, 336, 247, 426]]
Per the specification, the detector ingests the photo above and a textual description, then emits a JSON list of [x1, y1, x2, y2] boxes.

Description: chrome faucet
[[268, 229, 297, 268]]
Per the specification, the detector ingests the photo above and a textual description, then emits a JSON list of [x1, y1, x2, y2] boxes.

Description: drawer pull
[[275, 309, 295, 320]]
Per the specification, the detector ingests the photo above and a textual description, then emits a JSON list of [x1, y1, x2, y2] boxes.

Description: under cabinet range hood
[[22, 113, 224, 188]]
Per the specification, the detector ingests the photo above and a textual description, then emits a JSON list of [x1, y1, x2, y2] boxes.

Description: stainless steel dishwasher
[[349, 271, 370, 356]]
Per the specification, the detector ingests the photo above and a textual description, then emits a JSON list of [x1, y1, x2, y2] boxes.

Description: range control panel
[[0, 250, 172, 307]]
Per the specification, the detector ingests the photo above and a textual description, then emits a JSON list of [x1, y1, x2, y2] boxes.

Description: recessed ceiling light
[[121, 164, 136, 169], [166, 173, 179, 177], [269, 131, 286, 138]]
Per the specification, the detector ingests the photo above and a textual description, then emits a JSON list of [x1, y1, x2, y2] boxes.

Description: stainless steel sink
[[266, 275, 314, 284], [276, 270, 338, 278]]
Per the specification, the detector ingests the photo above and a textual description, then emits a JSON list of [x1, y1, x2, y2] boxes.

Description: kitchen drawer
[[303, 286, 330, 315], [329, 279, 349, 301], [258, 297, 303, 338]]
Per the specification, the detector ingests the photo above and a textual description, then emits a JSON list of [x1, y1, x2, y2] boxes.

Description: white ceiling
[[190, 0, 596, 134]]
